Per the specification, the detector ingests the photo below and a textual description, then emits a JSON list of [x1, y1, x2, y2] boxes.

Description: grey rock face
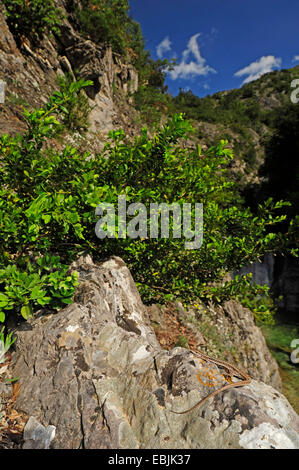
[[10, 256, 299, 449], [0, 1, 138, 141]]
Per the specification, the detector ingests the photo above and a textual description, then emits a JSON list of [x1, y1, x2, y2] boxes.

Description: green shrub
[[96, 125, 295, 304], [200, 273, 277, 325], [133, 85, 170, 127], [3, 0, 64, 44], [77, 0, 138, 56], [0, 259, 78, 322], [0, 80, 92, 322], [0, 85, 295, 323], [175, 335, 189, 348]]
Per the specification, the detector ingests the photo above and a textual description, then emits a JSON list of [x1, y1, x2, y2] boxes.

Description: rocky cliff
[[0, 0, 139, 148], [0, 0, 298, 450]]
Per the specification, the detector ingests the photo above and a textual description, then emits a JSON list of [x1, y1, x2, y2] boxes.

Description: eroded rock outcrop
[[10, 256, 299, 449]]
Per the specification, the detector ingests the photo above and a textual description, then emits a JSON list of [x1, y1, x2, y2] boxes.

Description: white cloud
[[292, 55, 299, 62], [203, 83, 210, 90], [234, 55, 282, 84], [156, 36, 172, 58], [169, 33, 216, 80]]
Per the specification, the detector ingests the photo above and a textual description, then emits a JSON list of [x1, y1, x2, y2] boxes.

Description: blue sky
[[129, 0, 299, 97]]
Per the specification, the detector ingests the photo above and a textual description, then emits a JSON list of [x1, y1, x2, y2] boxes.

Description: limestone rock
[[10, 256, 299, 449], [23, 416, 56, 449]]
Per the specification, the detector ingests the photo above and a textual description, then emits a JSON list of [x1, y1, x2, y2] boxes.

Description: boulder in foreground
[[10, 256, 299, 449]]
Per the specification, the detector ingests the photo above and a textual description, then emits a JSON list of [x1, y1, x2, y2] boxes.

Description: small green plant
[[0, 259, 79, 322], [0, 326, 16, 363], [55, 74, 92, 133], [237, 286, 279, 325], [6, 93, 29, 108], [133, 84, 170, 127], [175, 335, 189, 349]]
